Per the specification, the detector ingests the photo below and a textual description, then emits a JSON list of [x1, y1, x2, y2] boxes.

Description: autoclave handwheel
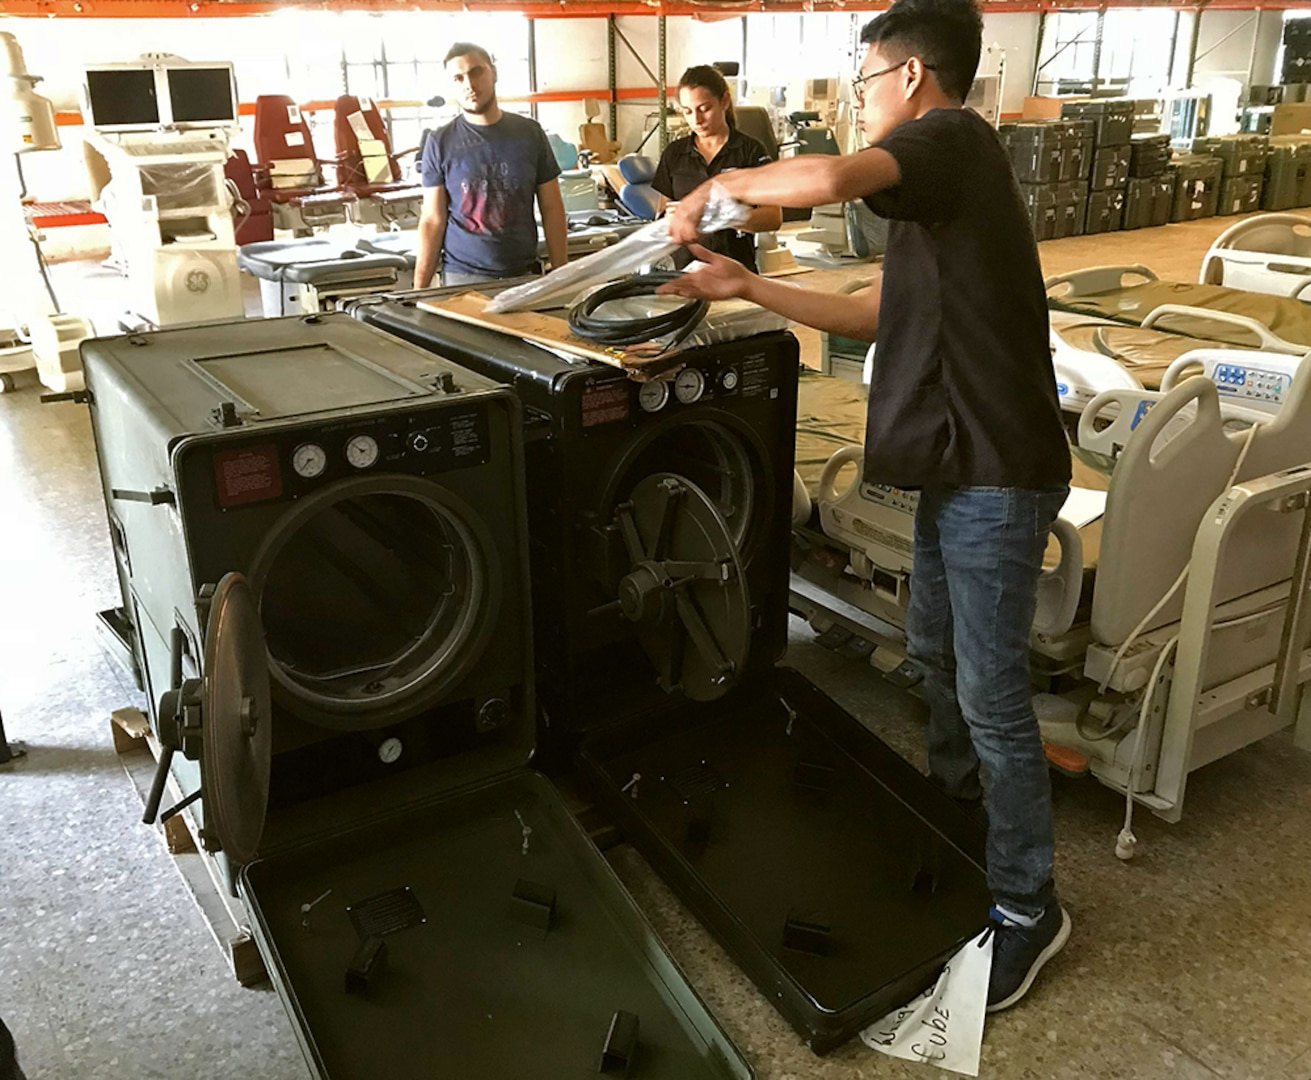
[[608, 472, 751, 701]]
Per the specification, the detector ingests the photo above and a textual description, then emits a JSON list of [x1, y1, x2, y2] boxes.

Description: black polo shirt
[[652, 128, 773, 271], [862, 108, 1071, 490]]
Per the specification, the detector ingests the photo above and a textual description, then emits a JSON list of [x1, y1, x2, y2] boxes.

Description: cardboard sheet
[[417, 291, 685, 378]]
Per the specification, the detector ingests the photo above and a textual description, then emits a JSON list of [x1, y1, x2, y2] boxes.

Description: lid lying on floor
[[579, 667, 992, 1055], [241, 772, 753, 1079]]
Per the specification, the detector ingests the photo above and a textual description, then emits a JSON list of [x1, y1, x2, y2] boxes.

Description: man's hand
[[668, 184, 712, 245], [656, 245, 754, 302]]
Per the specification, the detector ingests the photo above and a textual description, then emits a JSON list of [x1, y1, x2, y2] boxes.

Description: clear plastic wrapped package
[[487, 182, 750, 314], [139, 162, 227, 215]]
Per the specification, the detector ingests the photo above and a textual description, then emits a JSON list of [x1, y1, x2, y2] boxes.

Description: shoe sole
[[986, 907, 1072, 1014]]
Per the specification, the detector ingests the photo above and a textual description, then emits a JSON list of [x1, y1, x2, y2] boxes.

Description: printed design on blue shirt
[[458, 157, 532, 235]]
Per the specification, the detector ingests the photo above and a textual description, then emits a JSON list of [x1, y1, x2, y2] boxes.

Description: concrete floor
[[2, 213, 1311, 1079]]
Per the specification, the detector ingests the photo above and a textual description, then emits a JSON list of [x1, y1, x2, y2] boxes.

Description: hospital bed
[[821, 268, 1302, 420], [1200, 212, 1311, 298], [790, 361, 1311, 836], [1045, 263, 1311, 413], [1046, 263, 1311, 347]]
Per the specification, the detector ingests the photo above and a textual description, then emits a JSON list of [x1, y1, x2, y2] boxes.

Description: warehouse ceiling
[[0, 0, 1304, 18]]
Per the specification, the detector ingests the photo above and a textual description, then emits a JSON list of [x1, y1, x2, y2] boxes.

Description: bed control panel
[[1211, 361, 1295, 410]]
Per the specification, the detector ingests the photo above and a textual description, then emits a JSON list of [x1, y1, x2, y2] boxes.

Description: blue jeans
[[906, 484, 1068, 919], [440, 269, 500, 287]]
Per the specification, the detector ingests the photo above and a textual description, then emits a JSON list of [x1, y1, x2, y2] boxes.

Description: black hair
[[678, 64, 736, 128], [444, 42, 493, 66], [859, 0, 982, 103]]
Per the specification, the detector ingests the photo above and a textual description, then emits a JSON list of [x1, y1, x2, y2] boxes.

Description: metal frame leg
[[0, 708, 24, 765]]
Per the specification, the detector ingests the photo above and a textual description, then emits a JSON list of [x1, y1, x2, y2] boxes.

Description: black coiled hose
[[567, 272, 708, 353]]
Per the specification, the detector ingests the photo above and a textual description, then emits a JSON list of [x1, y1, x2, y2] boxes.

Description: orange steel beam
[[14, 0, 1308, 18]]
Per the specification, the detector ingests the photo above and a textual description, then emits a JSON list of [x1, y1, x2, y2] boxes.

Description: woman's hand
[[656, 245, 755, 302]]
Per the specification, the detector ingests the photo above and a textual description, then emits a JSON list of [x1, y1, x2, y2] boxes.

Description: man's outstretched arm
[[669, 149, 900, 244], [659, 244, 881, 341]]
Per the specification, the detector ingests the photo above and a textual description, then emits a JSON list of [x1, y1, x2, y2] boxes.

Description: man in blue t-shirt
[[415, 42, 567, 287]]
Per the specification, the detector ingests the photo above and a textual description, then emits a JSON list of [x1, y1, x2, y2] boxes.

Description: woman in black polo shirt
[[651, 65, 782, 271]]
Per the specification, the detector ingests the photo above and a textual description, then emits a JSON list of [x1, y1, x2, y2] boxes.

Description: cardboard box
[[1271, 102, 1311, 136], [1022, 95, 1080, 119]]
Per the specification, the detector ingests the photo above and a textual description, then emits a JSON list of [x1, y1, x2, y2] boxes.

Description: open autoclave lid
[[165, 477, 753, 1080]]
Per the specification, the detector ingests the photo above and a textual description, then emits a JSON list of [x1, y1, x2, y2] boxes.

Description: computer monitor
[[84, 68, 161, 131], [83, 59, 238, 133], [806, 78, 835, 101], [166, 66, 237, 127]]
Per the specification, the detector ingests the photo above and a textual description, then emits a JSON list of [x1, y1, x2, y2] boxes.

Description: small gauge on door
[[291, 442, 327, 479], [638, 380, 670, 413], [377, 737, 403, 765], [344, 433, 379, 470], [674, 367, 705, 405]]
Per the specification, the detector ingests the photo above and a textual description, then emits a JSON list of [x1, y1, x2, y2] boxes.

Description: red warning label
[[580, 383, 630, 428], [213, 444, 283, 508]]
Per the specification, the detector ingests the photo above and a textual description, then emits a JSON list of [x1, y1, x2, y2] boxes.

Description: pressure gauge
[[638, 380, 670, 413], [291, 442, 327, 479], [674, 367, 705, 405], [378, 737, 403, 765], [345, 434, 379, 470]]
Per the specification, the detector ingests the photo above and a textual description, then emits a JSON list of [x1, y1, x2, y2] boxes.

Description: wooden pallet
[[111, 707, 267, 987]]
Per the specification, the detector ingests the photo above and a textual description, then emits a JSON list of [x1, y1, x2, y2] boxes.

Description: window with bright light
[[1034, 9, 1181, 97]]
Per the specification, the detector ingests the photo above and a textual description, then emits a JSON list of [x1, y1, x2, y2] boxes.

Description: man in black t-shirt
[[663, 0, 1072, 1015]]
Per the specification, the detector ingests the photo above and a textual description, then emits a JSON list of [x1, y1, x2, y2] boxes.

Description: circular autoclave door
[[248, 475, 500, 729], [608, 415, 769, 560]]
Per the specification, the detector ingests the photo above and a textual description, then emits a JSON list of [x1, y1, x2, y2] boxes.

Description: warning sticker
[[580, 383, 629, 428], [213, 444, 282, 508]]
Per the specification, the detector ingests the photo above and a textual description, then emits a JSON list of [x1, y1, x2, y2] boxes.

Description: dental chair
[[332, 94, 423, 228], [547, 132, 601, 214], [224, 149, 274, 245], [1200, 213, 1311, 299], [578, 98, 621, 165], [252, 94, 353, 233], [615, 155, 661, 221]]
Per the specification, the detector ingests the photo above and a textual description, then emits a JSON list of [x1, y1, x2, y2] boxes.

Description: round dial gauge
[[291, 443, 327, 479], [344, 434, 379, 470], [674, 367, 705, 405], [378, 737, 403, 765], [638, 380, 670, 413]]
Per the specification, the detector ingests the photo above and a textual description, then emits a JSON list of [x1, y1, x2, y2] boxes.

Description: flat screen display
[[86, 69, 160, 127], [166, 67, 236, 124]]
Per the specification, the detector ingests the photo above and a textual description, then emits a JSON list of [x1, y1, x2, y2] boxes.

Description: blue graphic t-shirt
[[419, 112, 562, 277]]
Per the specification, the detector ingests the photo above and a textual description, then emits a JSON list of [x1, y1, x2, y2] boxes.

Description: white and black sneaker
[[985, 903, 1071, 1013]]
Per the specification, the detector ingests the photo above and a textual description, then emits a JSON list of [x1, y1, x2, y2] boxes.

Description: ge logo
[[185, 270, 211, 294]]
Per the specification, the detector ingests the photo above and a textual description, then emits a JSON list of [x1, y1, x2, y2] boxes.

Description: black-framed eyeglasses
[[851, 59, 935, 101]]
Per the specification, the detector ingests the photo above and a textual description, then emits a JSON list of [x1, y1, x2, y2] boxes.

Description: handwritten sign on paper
[[861, 928, 992, 1076]]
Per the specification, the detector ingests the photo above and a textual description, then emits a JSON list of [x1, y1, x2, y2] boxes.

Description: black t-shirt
[[652, 128, 773, 271], [863, 107, 1071, 489]]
